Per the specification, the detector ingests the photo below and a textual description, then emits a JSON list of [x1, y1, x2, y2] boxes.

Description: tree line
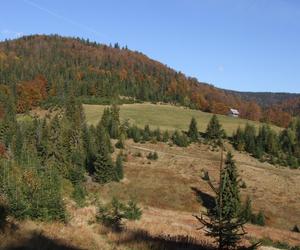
[[0, 93, 126, 221], [232, 120, 300, 168]]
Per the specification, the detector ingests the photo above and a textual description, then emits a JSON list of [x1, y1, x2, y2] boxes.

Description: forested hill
[[0, 34, 298, 127], [224, 90, 300, 115], [224, 89, 300, 109]]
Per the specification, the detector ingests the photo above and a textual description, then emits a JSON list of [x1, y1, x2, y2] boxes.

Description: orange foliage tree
[[16, 75, 47, 113]]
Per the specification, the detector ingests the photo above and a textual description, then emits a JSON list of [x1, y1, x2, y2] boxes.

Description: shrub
[[251, 210, 266, 226], [134, 152, 142, 157], [240, 180, 247, 189], [259, 237, 292, 250], [123, 200, 142, 220], [97, 198, 142, 232], [292, 225, 300, 233], [72, 183, 86, 207], [147, 152, 158, 160], [201, 170, 209, 181], [172, 130, 189, 147]]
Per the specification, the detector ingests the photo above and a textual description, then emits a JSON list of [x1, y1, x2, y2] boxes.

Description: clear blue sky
[[1, 0, 300, 93]]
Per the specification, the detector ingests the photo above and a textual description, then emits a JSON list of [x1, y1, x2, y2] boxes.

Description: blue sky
[[1, 0, 300, 93]]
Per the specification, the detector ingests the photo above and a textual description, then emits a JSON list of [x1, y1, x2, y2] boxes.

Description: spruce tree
[[172, 130, 189, 147], [244, 124, 256, 154], [0, 202, 7, 230], [206, 115, 225, 143], [162, 130, 170, 142], [195, 151, 247, 249], [45, 115, 65, 172], [109, 104, 120, 139], [233, 127, 245, 151], [115, 132, 125, 149], [115, 153, 124, 181], [154, 128, 162, 141], [143, 124, 151, 141], [188, 117, 199, 142], [266, 130, 279, 156], [280, 128, 296, 155], [241, 196, 253, 222], [96, 121, 113, 153], [93, 125, 115, 183], [100, 108, 111, 130]]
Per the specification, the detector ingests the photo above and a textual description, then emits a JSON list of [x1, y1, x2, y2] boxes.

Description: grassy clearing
[[83, 103, 280, 135], [91, 140, 300, 232]]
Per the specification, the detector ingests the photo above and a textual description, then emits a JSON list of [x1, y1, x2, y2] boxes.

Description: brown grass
[[1, 140, 300, 249], [93, 140, 300, 232]]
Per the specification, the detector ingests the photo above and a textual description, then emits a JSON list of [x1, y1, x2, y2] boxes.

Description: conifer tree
[[100, 108, 111, 130], [280, 128, 296, 155], [115, 153, 124, 181], [241, 196, 253, 222], [46, 115, 65, 172], [195, 151, 247, 249], [115, 132, 125, 149], [188, 117, 199, 142], [162, 130, 170, 142], [244, 124, 256, 154], [172, 130, 189, 147], [0, 96, 17, 147], [0, 202, 7, 230], [93, 125, 115, 183], [154, 128, 162, 141], [143, 124, 151, 141], [233, 127, 245, 151], [12, 125, 24, 161], [96, 121, 113, 153], [109, 104, 120, 139], [206, 115, 225, 143], [266, 130, 279, 156], [37, 118, 49, 163]]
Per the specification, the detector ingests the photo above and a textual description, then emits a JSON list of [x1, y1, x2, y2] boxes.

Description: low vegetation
[[97, 197, 142, 232], [83, 103, 280, 135]]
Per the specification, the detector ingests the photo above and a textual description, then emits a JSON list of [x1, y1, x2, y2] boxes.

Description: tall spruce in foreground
[[195, 151, 247, 250], [188, 117, 199, 142]]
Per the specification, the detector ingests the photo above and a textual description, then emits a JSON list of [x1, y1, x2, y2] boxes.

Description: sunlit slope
[[83, 103, 280, 135]]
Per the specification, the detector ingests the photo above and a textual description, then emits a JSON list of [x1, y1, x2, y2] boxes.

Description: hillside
[[82, 103, 281, 135], [224, 90, 300, 107], [224, 90, 300, 117], [1, 140, 300, 249], [0, 34, 298, 127]]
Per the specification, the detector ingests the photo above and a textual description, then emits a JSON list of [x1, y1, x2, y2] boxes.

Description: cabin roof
[[230, 108, 240, 115]]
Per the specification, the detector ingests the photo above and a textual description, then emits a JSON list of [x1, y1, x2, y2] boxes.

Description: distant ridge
[[222, 89, 300, 107]]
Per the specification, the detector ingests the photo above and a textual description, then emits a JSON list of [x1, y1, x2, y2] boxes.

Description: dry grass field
[[2, 140, 300, 250], [8, 104, 299, 249], [95, 140, 300, 231], [83, 103, 281, 135]]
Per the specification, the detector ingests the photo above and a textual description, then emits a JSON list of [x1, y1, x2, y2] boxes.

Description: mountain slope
[[0, 34, 298, 126]]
